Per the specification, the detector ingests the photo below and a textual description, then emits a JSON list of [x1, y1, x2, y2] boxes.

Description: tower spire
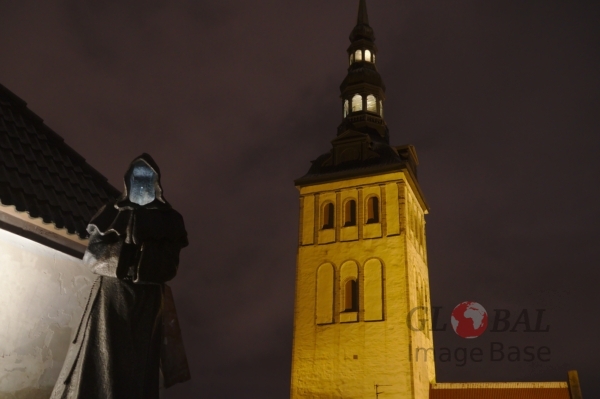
[[339, 0, 387, 143], [350, 0, 375, 42], [295, 0, 420, 187], [357, 0, 369, 25]]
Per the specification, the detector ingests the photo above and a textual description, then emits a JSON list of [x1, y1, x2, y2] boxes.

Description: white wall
[[0, 228, 94, 399]]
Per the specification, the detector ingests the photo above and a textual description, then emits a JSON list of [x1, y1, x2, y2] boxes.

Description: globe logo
[[451, 301, 488, 339]]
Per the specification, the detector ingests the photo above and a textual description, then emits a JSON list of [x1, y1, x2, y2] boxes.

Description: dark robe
[[51, 154, 189, 399]]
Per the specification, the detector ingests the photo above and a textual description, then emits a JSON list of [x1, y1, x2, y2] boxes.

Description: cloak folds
[[51, 154, 189, 399]]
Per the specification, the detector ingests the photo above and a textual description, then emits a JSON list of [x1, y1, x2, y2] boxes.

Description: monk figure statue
[[51, 153, 190, 399]]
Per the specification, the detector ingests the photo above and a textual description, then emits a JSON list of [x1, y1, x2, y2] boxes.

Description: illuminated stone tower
[[290, 1, 435, 398]]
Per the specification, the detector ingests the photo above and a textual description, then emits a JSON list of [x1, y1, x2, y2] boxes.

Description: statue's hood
[[116, 153, 170, 210]]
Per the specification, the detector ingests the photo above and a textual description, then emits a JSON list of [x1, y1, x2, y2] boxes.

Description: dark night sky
[[1, 1, 599, 397]]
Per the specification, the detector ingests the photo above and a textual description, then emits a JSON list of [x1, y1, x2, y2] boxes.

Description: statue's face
[[129, 161, 158, 206]]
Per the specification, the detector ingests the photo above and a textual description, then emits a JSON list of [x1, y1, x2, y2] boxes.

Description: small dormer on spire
[[339, 0, 387, 140]]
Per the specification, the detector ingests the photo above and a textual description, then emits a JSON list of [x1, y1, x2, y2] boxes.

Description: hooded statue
[[51, 154, 190, 399]]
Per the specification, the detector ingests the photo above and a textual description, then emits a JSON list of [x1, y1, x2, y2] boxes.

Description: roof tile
[[24, 160, 42, 183], [14, 153, 30, 175], [26, 133, 41, 151], [13, 112, 26, 128], [0, 147, 18, 169], [5, 168, 23, 190], [12, 191, 28, 212], [0, 132, 11, 148], [17, 173, 36, 196], [20, 140, 37, 162], [37, 136, 52, 156], [0, 165, 9, 185], [2, 107, 15, 122], [71, 184, 86, 204], [0, 185, 13, 206]]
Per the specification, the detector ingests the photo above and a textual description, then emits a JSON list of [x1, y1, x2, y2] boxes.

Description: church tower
[[290, 1, 435, 398]]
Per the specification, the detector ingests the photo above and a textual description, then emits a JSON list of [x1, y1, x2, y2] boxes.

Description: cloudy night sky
[[1, 0, 599, 397]]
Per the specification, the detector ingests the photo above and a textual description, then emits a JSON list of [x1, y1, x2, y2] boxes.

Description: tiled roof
[[296, 134, 418, 184], [0, 83, 120, 238], [430, 382, 571, 399]]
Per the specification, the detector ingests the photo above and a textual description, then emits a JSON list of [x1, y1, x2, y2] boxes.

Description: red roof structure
[[431, 384, 569, 399], [430, 372, 584, 399]]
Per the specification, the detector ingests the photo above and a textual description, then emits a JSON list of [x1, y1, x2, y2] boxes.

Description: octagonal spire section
[[340, 0, 387, 141], [296, 0, 419, 187]]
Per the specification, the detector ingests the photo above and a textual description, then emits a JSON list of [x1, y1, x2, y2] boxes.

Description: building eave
[[0, 204, 87, 258], [295, 161, 429, 212]]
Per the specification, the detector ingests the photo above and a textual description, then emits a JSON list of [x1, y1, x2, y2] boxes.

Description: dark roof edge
[[403, 163, 429, 212], [0, 83, 120, 197], [294, 162, 429, 211], [0, 209, 86, 258]]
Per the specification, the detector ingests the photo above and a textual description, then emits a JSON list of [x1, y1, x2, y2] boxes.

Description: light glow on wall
[[0, 228, 94, 397]]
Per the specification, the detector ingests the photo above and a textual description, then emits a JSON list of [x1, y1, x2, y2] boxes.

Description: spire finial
[[357, 0, 369, 26], [350, 0, 375, 43]]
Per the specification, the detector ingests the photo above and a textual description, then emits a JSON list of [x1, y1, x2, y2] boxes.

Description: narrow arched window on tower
[[350, 53, 354, 65], [352, 94, 363, 112], [379, 100, 383, 117], [367, 95, 377, 112], [365, 49, 372, 62], [344, 200, 357, 226], [344, 279, 358, 311], [344, 100, 349, 118], [355, 49, 362, 62], [366, 196, 380, 224], [322, 203, 334, 230], [373, 53, 376, 64], [316, 263, 334, 325], [364, 259, 383, 321]]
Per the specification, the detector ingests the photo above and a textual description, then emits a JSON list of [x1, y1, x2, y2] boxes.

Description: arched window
[[355, 49, 362, 62], [350, 53, 354, 65], [322, 203, 334, 230], [352, 94, 363, 112], [364, 259, 383, 321], [343, 100, 349, 118], [344, 279, 358, 311], [373, 53, 376, 64], [365, 49, 372, 62], [379, 100, 383, 117], [366, 95, 377, 112], [366, 196, 379, 224], [344, 200, 357, 226], [316, 263, 335, 324]]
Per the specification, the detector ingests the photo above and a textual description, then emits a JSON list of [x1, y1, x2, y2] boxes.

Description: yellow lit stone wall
[[291, 171, 435, 399]]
